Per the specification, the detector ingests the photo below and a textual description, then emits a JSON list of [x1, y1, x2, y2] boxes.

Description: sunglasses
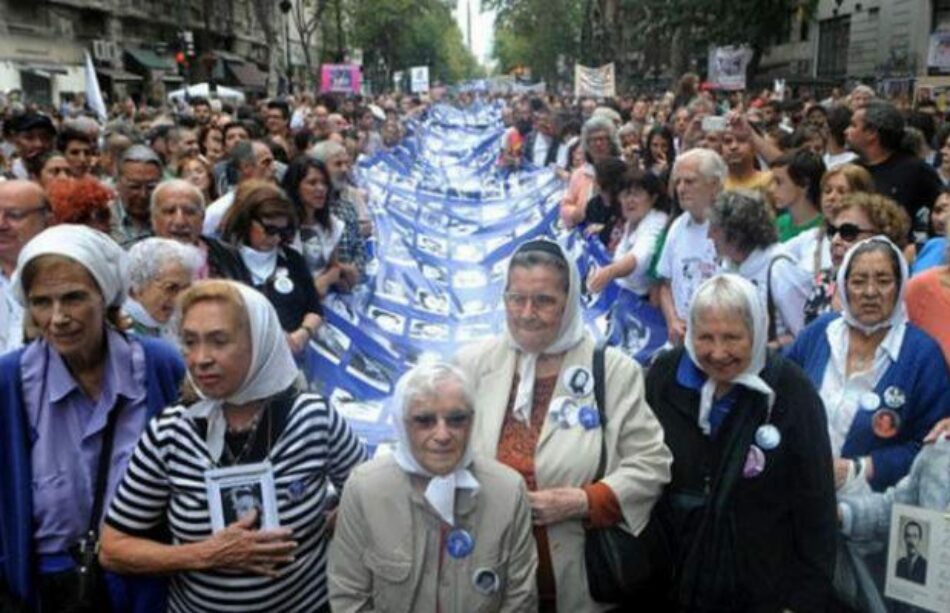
[[825, 222, 875, 242], [254, 218, 295, 240], [406, 410, 474, 431]]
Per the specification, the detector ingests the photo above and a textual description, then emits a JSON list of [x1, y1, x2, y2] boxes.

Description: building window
[[818, 16, 850, 79]]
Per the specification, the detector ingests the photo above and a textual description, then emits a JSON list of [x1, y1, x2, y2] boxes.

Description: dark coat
[[645, 347, 837, 612]]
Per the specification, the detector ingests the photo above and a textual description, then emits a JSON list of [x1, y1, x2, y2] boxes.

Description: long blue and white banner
[[303, 103, 666, 452]]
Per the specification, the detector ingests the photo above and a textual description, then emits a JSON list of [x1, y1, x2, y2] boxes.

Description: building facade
[[0, 0, 317, 107]]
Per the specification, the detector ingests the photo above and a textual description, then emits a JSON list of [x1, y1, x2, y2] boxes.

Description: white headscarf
[[390, 363, 479, 526], [504, 238, 586, 423], [685, 273, 775, 435], [13, 225, 129, 308], [185, 282, 299, 462], [836, 235, 909, 336]]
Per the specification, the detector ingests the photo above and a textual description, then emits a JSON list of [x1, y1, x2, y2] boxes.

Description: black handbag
[[584, 343, 673, 604], [53, 401, 123, 613]]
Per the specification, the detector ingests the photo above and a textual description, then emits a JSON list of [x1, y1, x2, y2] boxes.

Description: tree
[[288, 0, 332, 90], [249, 0, 281, 97]]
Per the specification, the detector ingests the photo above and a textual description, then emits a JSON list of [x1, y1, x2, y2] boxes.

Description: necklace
[[222, 406, 272, 465]]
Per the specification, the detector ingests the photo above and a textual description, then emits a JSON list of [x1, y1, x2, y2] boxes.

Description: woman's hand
[[528, 488, 588, 526], [286, 328, 310, 355], [587, 265, 614, 294], [924, 417, 950, 443], [667, 317, 687, 346], [583, 223, 605, 238], [833, 458, 852, 490], [200, 511, 298, 578]]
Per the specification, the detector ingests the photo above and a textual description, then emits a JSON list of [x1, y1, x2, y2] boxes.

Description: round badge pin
[[288, 479, 307, 501], [755, 424, 781, 451], [472, 568, 500, 595], [871, 408, 901, 439], [274, 275, 294, 295], [743, 445, 766, 478], [859, 391, 881, 412], [562, 366, 594, 398], [578, 406, 600, 430], [883, 386, 906, 409], [446, 528, 475, 559], [558, 400, 580, 429]]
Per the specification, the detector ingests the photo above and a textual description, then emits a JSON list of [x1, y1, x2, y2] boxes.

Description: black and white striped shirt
[[106, 393, 366, 612]]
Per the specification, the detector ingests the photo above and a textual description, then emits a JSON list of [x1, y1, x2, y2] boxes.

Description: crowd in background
[[0, 75, 949, 612]]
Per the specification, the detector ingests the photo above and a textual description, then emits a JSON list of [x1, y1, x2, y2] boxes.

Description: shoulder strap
[[89, 402, 123, 534], [766, 253, 795, 342], [592, 342, 608, 482]]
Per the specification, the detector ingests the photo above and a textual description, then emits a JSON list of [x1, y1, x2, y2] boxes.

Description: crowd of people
[[0, 76, 948, 613]]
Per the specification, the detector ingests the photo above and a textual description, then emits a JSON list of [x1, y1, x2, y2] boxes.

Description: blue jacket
[[786, 313, 950, 491], [0, 336, 184, 611]]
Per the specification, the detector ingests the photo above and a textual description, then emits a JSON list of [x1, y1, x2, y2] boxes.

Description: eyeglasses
[[825, 222, 876, 242], [0, 205, 49, 223], [406, 410, 473, 431], [253, 218, 295, 240], [503, 291, 561, 312]]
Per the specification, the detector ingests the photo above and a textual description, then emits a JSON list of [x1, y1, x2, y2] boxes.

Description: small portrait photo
[[377, 277, 410, 305], [452, 243, 484, 263], [452, 269, 488, 289], [872, 409, 901, 440], [205, 462, 279, 533], [417, 235, 449, 258], [409, 319, 450, 342], [346, 351, 393, 392], [894, 517, 929, 585], [456, 323, 494, 343], [415, 288, 451, 316], [420, 263, 449, 285], [313, 322, 351, 363], [368, 306, 406, 335]]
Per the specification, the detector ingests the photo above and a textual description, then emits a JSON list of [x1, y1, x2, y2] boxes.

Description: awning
[[226, 61, 267, 90], [96, 68, 142, 82], [17, 63, 69, 78], [124, 48, 177, 72]]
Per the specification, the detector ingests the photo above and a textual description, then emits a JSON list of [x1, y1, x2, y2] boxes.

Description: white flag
[[84, 51, 107, 122]]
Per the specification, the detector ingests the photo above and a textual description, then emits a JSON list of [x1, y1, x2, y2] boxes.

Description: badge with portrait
[[205, 461, 280, 533], [884, 503, 950, 612]]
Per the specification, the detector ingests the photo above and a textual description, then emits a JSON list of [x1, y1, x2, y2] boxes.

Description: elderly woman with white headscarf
[[455, 238, 671, 613], [99, 279, 365, 613], [328, 362, 538, 612], [645, 273, 837, 611], [125, 237, 202, 343], [0, 225, 185, 612], [787, 236, 950, 492]]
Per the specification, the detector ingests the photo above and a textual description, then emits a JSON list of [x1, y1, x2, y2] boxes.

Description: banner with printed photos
[[574, 63, 616, 98], [301, 101, 666, 455], [707, 45, 753, 91]]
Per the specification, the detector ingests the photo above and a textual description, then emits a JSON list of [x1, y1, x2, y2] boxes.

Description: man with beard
[[4, 112, 56, 180], [311, 139, 366, 283], [895, 521, 928, 584], [524, 106, 560, 168]]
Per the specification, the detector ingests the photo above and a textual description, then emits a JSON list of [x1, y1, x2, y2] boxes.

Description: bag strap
[[88, 402, 123, 535], [766, 253, 794, 342], [592, 341, 608, 482]]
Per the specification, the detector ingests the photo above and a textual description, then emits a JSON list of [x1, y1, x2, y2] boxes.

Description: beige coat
[[327, 454, 538, 613], [455, 335, 672, 613]]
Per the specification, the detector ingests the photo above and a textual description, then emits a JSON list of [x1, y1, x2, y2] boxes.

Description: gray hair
[[119, 144, 163, 171], [127, 237, 202, 292], [690, 275, 754, 336], [399, 362, 474, 416], [708, 190, 778, 255], [580, 115, 621, 158], [672, 147, 727, 184], [150, 178, 205, 216], [309, 139, 347, 162], [508, 249, 570, 293], [228, 140, 255, 171]]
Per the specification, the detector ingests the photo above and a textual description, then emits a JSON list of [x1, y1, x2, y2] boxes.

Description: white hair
[[580, 115, 621, 158], [689, 275, 755, 335], [673, 147, 727, 184], [149, 178, 205, 217], [309, 139, 347, 162], [127, 237, 202, 292], [398, 362, 474, 417]]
